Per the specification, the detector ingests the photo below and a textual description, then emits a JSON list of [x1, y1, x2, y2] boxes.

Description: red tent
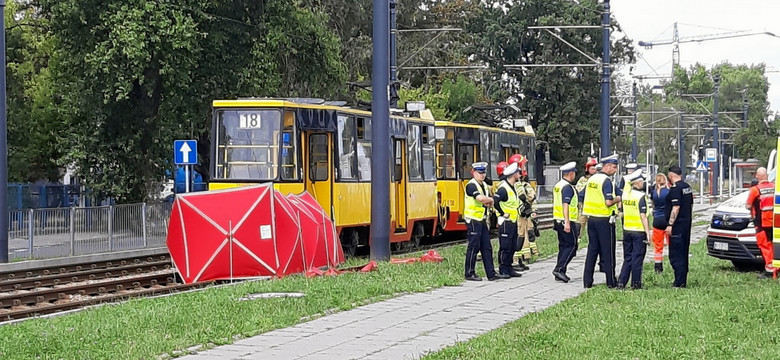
[[166, 184, 342, 284]]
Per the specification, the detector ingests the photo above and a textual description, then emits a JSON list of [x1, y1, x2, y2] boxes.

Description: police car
[[706, 150, 776, 271]]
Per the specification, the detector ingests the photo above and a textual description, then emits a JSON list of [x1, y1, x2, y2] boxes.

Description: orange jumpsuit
[[747, 181, 775, 273]]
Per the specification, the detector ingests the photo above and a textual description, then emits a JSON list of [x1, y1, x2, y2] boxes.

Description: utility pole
[[712, 74, 720, 196], [0, 0, 8, 263], [389, 0, 398, 108], [678, 111, 685, 168], [631, 82, 638, 162], [600, 0, 611, 157], [371, 0, 391, 261], [742, 90, 749, 128]]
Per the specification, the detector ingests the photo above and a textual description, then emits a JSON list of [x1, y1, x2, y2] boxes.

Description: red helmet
[[496, 161, 509, 176], [509, 154, 526, 167], [585, 157, 598, 170]]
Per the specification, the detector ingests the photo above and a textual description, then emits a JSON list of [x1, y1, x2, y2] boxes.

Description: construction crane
[[638, 22, 778, 76]]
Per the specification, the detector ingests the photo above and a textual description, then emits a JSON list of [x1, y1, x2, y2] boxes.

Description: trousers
[[465, 220, 496, 278], [499, 220, 518, 275], [669, 222, 691, 287], [618, 231, 647, 288], [583, 217, 616, 288], [755, 227, 774, 273], [554, 221, 579, 275]]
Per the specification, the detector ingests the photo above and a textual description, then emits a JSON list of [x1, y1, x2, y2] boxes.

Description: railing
[[7, 202, 172, 262]]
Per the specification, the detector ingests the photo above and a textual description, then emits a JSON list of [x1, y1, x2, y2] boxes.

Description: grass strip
[[0, 230, 559, 360], [425, 239, 780, 359]]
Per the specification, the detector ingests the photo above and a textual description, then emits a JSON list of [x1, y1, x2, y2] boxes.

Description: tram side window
[[459, 145, 475, 180], [526, 137, 536, 179], [490, 133, 500, 180], [281, 111, 299, 180], [337, 115, 358, 180], [216, 109, 281, 180], [422, 125, 436, 181], [408, 124, 423, 181], [309, 134, 329, 181], [357, 117, 372, 181], [480, 131, 490, 178], [436, 128, 456, 179]]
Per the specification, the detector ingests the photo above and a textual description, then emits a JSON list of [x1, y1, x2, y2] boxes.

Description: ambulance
[[705, 147, 776, 271]]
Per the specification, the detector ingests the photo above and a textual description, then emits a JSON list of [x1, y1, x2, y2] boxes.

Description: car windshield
[[215, 109, 282, 180]]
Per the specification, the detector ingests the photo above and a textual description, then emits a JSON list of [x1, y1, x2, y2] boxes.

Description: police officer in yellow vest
[[464, 162, 507, 281], [495, 162, 524, 278], [617, 170, 651, 289], [582, 154, 622, 289], [552, 162, 579, 283]]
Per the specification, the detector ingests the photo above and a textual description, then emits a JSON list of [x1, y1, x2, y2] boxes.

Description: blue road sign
[[174, 140, 197, 165], [696, 160, 708, 172]]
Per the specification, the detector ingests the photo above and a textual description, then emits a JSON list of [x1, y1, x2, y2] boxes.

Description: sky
[[610, 0, 780, 114]]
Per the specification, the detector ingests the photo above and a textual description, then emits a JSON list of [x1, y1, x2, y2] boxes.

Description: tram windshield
[[214, 109, 282, 181]]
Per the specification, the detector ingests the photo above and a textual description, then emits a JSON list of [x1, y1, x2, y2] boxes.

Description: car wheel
[[732, 260, 762, 272]]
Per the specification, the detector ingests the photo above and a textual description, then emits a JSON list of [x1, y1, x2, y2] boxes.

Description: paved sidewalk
[[181, 205, 718, 360]]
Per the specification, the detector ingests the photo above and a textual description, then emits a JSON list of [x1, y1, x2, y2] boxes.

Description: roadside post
[[174, 140, 197, 193]]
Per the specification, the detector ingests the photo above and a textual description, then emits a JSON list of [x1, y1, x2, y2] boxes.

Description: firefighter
[[617, 171, 652, 289], [508, 154, 531, 271], [582, 154, 621, 289], [553, 161, 579, 283], [576, 157, 598, 243], [664, 165, 694, 288], [463, 162, 506, 281], [494, 162, 523, 278], [746, 167, 775, 279], [520, 165, 541, 257]]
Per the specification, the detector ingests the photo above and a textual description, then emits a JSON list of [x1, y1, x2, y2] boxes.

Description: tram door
[[305, 132, 333, 218], [458, 143, 477, 222], [393, 138, 408, 231]]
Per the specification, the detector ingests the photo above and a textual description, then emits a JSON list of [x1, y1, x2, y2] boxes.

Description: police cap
[[471, 162, 488, 173], [560, 161, 577, 174], [600, 154, 619, 164], [503, 162, 520, 176]]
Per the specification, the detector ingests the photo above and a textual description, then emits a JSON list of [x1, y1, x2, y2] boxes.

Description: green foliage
[[33, 0, 347, 202], [399, 75, 484, 123], [466, 0, 635, 163]]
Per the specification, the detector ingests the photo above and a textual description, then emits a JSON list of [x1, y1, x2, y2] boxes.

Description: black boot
[[654, 263, 663, 274]]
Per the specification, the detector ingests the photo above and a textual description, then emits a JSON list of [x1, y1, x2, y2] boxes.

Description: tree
[[466, 0, 635, 163], [38, 0, 347, 202]]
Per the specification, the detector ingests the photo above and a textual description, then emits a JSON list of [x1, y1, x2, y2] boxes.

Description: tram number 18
[[239, 112, 263, 129]]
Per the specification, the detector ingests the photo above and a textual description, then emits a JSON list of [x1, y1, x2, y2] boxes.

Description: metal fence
[[7, 202, 172, 262]]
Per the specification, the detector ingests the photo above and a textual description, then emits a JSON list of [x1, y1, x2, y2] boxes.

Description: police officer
[[664, 165, 694, 288], [576, 157, 598, 242], [552, 162, 579, 283], [582, 154, 621, 289], [617, 171, 652, 289], [495, 162, 523, 278], [464, 162, 506, 281], [746, 167, 776, 279]]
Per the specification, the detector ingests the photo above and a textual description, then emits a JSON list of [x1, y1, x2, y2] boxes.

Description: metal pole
[[185, 166, 190, 193], [713, 74, 720, 196], [699, 171, 704, 204], [389, 0, 398, 108], [631, 82, 637, 162], [371, 0, 391, 261], [0, 0, 8, 263], [599, 0, 611, 157], [678, 112, 685, 168]]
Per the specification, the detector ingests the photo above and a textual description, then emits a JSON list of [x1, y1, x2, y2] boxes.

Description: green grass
[[0, 230, 560, 360], [425, 239, 780, 360]]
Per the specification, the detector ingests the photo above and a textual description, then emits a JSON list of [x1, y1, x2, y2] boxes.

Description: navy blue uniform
[[618, 196, 648, 289], [583, 174, 618, 288], [554, 182, 579, 276], [665, 180, 694, 287], [464, 182, 497, 279]]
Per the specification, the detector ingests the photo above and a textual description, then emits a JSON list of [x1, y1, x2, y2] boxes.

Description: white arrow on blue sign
[[174, 140, 197, 165]]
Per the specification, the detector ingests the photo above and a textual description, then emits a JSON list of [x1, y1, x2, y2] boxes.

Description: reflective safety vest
[[582, 173, 615, 217], [499, 181, 520, 222], [754, 181, 775, 228], [553, 179, 578, 221], [622, 188, 645, 232], [464, 178, 490, 221]]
